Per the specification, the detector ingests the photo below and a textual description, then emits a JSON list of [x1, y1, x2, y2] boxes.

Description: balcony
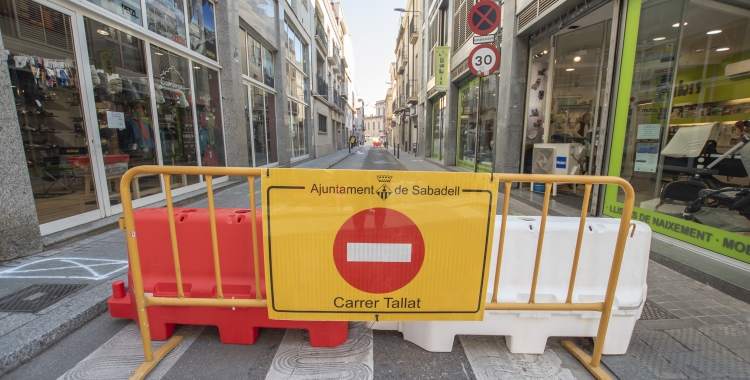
[[328, 44, 341, 68], [314, 16, 327, 52], [316, 74, 328, 97], [409, 19, 418, 44], [406, 79, 418, 105], [336, 62, 345, 79]]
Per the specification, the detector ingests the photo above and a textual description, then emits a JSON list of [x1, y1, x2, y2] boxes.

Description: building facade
[[387, 0, 750, 268], [0, 0, 357, 260]]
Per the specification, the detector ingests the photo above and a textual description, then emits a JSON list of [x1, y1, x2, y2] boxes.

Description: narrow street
[[2, 146, 750, 380]]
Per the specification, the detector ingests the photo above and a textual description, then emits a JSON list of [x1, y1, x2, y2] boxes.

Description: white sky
[[337, 0, 406, 115]]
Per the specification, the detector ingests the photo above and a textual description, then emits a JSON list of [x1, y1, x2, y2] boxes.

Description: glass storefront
[[604, 0, 750, 264], [523, 7, 614, 179], [151, 45, 200, 188], [246, 84, 277, 166], [2, 0, 224, 232], [193, 62, 225, 166], [457, 76, 497, 172], [431, 96, 446, 160], [2, 1, 96, 224], [86, 18, 162, 204]]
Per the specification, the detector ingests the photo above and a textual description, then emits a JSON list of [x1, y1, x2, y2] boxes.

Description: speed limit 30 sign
[[468, 44, 500, 77]]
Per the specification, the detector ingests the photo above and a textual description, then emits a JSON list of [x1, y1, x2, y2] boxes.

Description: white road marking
[[347, 243, 411, 262], [59, 323, 204, 380], [0, 258, 128, 280], [265, 322, 373, 380], [459, 336, 576, 380]]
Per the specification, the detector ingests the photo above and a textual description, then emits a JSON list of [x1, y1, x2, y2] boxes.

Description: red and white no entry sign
[[468, 44, 500, 77], [468, 0, 501, 36], [333, 208, 425, 294]]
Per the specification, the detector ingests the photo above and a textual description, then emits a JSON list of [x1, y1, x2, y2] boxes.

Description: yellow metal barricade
[[119, 166, 267, 380], [119, 167, 633, 380], [488, 174, 635, 380]]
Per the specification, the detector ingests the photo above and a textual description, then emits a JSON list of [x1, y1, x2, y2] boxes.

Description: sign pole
[[474, 81, 482, 172]]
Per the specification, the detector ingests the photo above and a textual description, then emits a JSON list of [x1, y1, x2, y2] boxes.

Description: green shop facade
[[600, 0, 750, 264]]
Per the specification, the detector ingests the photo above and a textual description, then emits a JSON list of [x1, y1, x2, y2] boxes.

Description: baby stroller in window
[[657, 121, 750, 230]]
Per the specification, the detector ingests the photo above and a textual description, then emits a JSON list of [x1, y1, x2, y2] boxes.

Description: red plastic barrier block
[[108, 208, 348, 347]]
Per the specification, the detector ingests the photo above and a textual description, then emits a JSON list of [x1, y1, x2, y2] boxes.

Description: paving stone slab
[[697, 324, 750, 349]]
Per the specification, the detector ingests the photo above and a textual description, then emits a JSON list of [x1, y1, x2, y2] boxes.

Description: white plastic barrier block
[[368, 216, 651, 355]]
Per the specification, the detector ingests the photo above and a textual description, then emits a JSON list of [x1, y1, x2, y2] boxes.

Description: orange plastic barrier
[[108, 208, 348, 346]]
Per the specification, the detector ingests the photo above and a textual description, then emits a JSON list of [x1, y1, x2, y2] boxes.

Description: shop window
[[2, 2, 94, 224], [146, 0, 187, 46], [289, 101, 307, 158], [432, 97, 446, 160], [150, 45, 200, 188], [193, 63, 225, 166], [84, 0, 142, 25], [457, 76, 495, 172], [188, 0, 217, 60], [85, 18, 162, 207], [248, 85, 275, 166], [606, 0, 750, 262]]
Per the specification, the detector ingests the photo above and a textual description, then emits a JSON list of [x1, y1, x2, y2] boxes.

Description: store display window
[[188, 0, 217, 60], [289, 101, 307, 158], [193, 63, 225, 166], [85, 18, 161, 204], [84, 0, 142, 25], [150, 45, 200, 188], [2, 1, 95, 224], [247, 84, 276, 166], [604, 0, 750, 264], [146, 0, 187, 46], [431, 96, 446, 160], [457, 76, 495, 172]]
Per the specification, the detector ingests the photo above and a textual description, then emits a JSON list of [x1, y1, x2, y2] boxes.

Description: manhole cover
[[640, 299, 679, 320], [0, 284, 87, 313]]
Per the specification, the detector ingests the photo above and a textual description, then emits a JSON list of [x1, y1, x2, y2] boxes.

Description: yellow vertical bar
[[590, 183, 635, 367], [163, 174, 185, 299], [206, 175, 223, 299], [566, 183, 592, 304], [120, 170, 154, 362], [248, 176, 262, 301], [491, 181, 512, 303], [529, 182, 552, 304]]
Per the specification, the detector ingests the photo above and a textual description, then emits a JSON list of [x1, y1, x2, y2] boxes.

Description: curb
[[0, 275, 125, 375], [41, 181, 241, 250]]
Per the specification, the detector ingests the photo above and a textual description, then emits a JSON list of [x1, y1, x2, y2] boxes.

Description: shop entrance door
[[1, 0, 109, 234]]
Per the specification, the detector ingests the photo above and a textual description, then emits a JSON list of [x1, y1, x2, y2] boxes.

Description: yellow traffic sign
[[262, 168, 498, 321]]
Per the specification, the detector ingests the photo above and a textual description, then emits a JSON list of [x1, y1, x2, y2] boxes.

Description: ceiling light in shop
[[566, 68, 575, 71], [573, 56, 581, 62], [96, 29, 109, 36], [716, 47, 730, 51], [707, 30, 722, 35], [672, 22, 687, 27], [653, 37, 666, 41]]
